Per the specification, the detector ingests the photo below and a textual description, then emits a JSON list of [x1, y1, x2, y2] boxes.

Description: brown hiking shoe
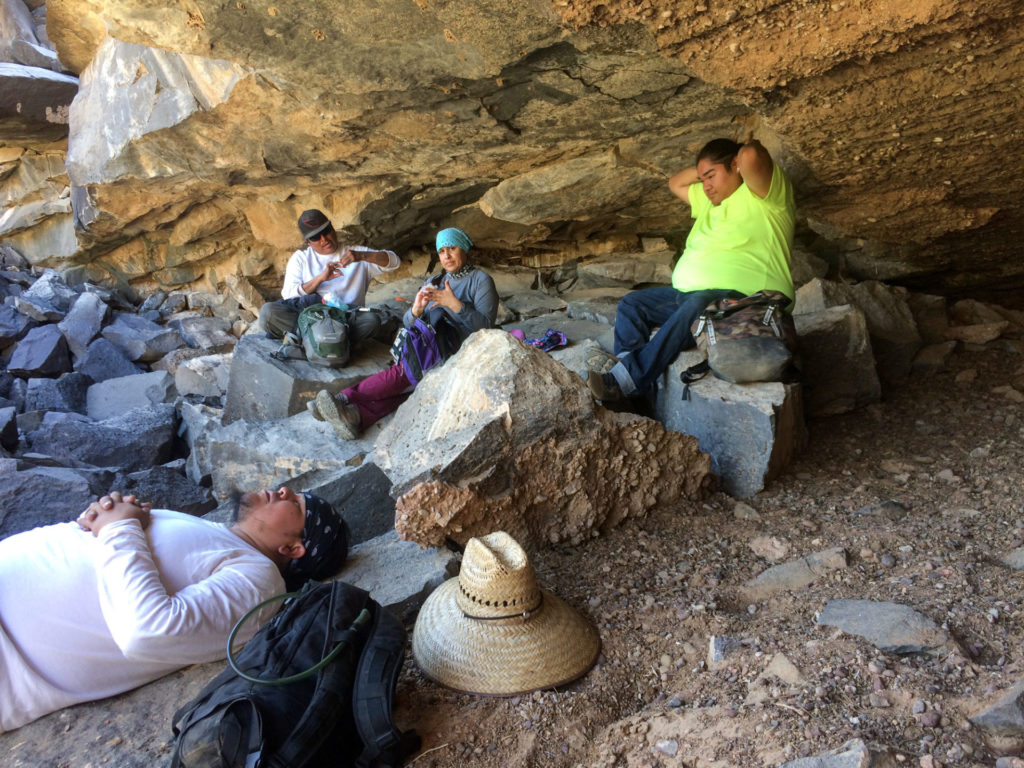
[[314, 390, 361, 440], [587, 370, 622, 402]]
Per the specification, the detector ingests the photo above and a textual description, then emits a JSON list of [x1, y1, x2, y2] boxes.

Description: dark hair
[[229, 489, 248, 523], [697, 138, 742, 168]]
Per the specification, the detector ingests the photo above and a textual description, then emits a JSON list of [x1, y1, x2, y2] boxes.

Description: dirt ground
[[394, 333, 1024, 768]]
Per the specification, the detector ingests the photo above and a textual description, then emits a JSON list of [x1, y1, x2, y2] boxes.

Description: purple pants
[[343, 363, 413, 430]]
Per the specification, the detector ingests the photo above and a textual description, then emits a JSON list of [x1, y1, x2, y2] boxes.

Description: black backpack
[[170, 581, 420, 768]]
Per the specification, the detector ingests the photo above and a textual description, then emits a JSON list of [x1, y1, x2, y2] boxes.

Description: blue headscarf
[[435, 228, 473, 253]]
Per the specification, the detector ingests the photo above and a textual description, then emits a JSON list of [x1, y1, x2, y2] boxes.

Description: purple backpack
[[390, 318, 448, 385]]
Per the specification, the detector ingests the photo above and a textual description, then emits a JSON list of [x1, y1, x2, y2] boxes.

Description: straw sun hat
[[412, 531, 601, 696]]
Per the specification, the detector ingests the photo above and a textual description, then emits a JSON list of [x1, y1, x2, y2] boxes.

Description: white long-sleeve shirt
[[0, 510, 285, 732], [281, 244, 399, 303]]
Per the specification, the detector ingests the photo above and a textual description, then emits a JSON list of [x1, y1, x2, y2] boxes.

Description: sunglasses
[[307, 226, 334, 243]]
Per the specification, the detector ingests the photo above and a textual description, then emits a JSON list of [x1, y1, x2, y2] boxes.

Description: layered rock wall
[[1, 0, 1022, 302]]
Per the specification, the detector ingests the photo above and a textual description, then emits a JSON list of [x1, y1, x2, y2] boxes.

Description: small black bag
[[170, 581, 420, 768]]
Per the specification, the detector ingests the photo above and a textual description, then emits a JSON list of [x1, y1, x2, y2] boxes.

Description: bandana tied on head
[[284, 493, 350, 591], [435, 228, 473, 254]]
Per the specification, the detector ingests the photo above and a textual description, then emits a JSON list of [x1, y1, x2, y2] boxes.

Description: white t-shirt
[[0, 510, 285, 732], [281, 244, 400, 304]]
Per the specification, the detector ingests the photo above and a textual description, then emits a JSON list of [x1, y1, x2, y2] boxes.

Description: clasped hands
[[76, 491, 153, 536], [319, 249, 360, 281], [411, 279, 462, 317]]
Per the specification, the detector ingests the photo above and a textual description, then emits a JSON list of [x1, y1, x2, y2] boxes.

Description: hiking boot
[[314, 389, 361, 440], [587, 370, 623, 402]]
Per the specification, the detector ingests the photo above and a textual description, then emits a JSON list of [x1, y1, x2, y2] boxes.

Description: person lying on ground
[[258, 208, 400, 346], [311, 227, 498, 439], [587, 135, 796, 402], [0, 487, 347, 733]]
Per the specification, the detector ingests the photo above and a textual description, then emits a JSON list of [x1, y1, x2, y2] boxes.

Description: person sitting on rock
[[0, 486, 348, 733], [587, 136, 796, 401], [258, 208, 400, 346], [311, 227, 498, 439]]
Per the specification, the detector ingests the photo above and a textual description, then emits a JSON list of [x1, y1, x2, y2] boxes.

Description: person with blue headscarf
[[311, 228, 498, 439]]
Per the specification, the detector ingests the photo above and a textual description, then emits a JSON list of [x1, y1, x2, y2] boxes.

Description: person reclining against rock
[[311, 227, 498, 439], [587, 136, 796, 401], [258, 208, 400, 347], [0, 486, 347, 733]]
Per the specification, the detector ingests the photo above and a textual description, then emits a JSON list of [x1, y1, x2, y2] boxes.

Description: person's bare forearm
[[669, 167, 699, 202]]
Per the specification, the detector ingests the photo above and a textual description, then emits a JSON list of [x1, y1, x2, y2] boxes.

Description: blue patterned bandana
[[284, 493, 349, 591]]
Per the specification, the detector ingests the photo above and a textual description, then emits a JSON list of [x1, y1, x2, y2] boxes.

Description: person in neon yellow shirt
[[588, 137, 796, 401]]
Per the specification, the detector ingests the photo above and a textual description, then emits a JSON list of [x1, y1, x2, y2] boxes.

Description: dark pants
[[612, 286, 741, 395], [258, 295, 383, 346]]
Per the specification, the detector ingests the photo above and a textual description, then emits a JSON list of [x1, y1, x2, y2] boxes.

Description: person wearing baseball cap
[[258, 208, 401, 349]]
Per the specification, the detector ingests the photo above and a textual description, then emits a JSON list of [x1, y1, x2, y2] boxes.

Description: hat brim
[[302, 220, 331, 240], [412, 577, 601, 696]]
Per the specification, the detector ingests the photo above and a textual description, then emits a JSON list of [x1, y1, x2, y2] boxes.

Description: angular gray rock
[[0, 406, 17, 451], [742, 548, 848, 601], [795, 279, 922, 386], [7, 323, 71, 377], [174, 353, 231, 398], [655, 349, 806, 499], [18, 269, 77, 312], [202, 410, 381, 500], [548, 337, 615, 382], [303, 462, 396, 545], [24, 371, 89, 413], [1002, 548, 1024, 571], [565, 293, 624, 325], [57, 291, 110, 359], [341, 530, 459, 621], [911, 340, 958, 376], [816, 599, 956, 657], [101, 313, 185, 362], [223, 333, 392, 424], [575, 250, 673, 286], [970, 679, 1024, 755], [0, 302, 37, 347], [503, 291, 567, 318], [28, 404, 178, 471], [792, 305, 881, 417], [86, 371, 176, 421], [374, 330, 712, 549], [906, 293, 949, 344], [122, 464, 216, 517], [778, 738, 899, 768], [168, 315, 237, 352], [74, 336, 144, 382], [0, 461, 108, 538]]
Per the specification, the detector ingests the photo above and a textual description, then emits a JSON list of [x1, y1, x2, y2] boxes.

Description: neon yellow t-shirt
[[671, 163, 796, 301]]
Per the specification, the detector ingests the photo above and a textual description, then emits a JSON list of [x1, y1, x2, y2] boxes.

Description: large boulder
[[373, 330, 712, 549], [792, 305, 881, 417], [58, 290, 110, 359], [28, 404, 179, 471], [101, 313, 185, 362], [223, 333, 392, 424], [6, 323, 72, 377], [0, 460, 110, 538], [795, 279, 922, 386], [86, 371, 177, 421], [74, 336, 145, 382], [655, 349, 806, 499]]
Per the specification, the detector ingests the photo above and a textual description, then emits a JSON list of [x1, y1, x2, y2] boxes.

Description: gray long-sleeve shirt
[[402, 267, 499, 337]]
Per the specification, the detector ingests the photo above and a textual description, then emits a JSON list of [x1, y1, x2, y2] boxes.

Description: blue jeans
[[611, 286, 741, 395]]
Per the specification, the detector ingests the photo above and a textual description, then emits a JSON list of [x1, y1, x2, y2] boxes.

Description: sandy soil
[[395, 333, 1024, 768]]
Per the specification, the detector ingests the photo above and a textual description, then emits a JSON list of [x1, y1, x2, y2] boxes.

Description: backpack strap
[[352, 603, 422, 768], [264, 582, 372, 768], [679, 360, 710, 401]]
